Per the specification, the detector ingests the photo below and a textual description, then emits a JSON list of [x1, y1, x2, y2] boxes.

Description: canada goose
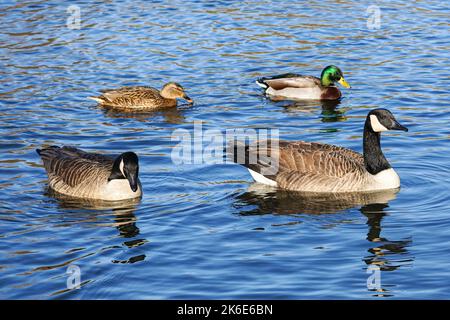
[[88, 82, 193, 110], [230, 109, 408, 193], [256, 65, 350, 101], [37, 146, 142, 201]]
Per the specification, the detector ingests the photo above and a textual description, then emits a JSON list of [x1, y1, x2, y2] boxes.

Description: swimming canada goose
[[37, 146, 142, 201], [230, 109, 408, 193], [88, 82, 193, 110], [256, 65, 350, 101]]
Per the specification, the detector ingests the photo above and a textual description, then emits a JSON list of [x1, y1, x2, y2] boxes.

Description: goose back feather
[[231, 140, 372, 192]]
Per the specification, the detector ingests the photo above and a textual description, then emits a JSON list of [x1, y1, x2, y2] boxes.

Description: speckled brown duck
[[89, 82, 193, 110]]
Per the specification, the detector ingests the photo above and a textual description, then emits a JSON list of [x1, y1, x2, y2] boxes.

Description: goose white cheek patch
[[119, 159, 125, 176], [370, 115, 389, 132]]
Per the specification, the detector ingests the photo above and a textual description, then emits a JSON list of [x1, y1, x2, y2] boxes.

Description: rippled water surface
[[1, 0, 449, 299]]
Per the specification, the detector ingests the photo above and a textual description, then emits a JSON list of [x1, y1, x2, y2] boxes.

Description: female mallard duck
[[256, 65, 350, 101], [230, 109, 408, 193], [88, 82, 193, 110], [37, 146, 142, 201]]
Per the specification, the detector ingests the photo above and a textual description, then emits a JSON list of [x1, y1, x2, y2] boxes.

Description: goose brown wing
[[59, 146, 114, 164], [277, 141, 364, 174], [230, 140, 364, 177], [37, 146, 112, 188]]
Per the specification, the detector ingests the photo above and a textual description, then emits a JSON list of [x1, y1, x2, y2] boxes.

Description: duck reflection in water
[[234, 184, 413, 296], [278, 99, 348, 123], [101, 105, 186, 124], [45, 189, 147, 263]]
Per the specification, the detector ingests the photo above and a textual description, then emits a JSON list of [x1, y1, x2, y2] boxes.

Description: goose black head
[[109, 152, 139, 192], [367, 108, 408, 133]]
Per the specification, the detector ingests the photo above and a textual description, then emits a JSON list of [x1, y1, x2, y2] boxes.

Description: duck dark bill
[[184, 95, 194, 104]]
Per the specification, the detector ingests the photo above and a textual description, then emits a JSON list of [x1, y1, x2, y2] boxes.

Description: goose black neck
[[108, 156, 126, 181], [363, 119, 391, 175]]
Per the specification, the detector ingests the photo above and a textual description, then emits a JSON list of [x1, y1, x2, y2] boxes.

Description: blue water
[[0, 0, 449, 299]]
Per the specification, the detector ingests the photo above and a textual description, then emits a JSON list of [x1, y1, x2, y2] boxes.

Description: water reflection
[[278, 99, 347, 122], [47, 190, 148, 253], [234, 183, 399, 215], [101, 106, 186, 124], [360, 203, 413, 297], [234, 184, 413, 296]]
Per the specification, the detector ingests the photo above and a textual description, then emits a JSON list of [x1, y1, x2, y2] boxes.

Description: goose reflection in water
[[234, 183, 399, 215], [234, 184, 413, 296], [46, 189, 148, 263], [360, 203, 413, 297]]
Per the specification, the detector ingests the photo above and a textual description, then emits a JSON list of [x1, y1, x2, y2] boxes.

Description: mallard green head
[[320, 65, 351, 88]]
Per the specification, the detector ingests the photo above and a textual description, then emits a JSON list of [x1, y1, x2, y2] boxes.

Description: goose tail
[[36, 145, 60, 156], [255, 78, 268, 89]]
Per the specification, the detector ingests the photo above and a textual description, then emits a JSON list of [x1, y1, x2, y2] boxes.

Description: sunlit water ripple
[[0, 0, 449, 299]]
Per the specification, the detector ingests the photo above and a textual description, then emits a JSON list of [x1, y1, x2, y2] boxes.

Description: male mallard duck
[[229, 109, 408, 193], [89, 82, 193, 110], [37, 146, 142, 201], [256, 65, 350, 101]]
